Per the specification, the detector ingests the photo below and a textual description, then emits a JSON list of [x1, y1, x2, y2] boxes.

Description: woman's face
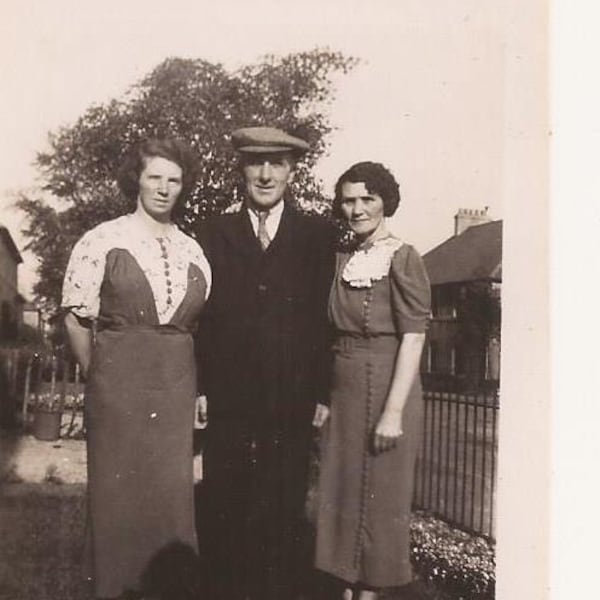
[[339, 181, 386, 241], [137, 156, 183, 222]]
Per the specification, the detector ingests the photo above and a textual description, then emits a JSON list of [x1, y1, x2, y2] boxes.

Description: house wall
[[422, 281, 500, 391], [0, 236, 20, 339]]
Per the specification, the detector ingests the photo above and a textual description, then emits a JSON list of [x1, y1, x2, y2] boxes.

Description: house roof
[[0, 225, 23, 264], [423, 220, 502, 285]]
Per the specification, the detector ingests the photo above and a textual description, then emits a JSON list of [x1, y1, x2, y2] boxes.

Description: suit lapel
[[266, 203, 294, 256], [221, 203, 297, 260], [222, 209, 263, 259]]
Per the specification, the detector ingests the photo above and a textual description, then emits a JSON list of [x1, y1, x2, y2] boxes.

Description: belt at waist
[[335, 330, 397, 339], [97, 323, 189, 335], [334, 331, 399, 353]]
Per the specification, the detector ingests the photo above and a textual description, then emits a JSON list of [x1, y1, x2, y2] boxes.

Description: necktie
[[257, 211, 271, 251]]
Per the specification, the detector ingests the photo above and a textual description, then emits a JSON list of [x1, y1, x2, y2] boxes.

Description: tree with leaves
[[18, 50, 358, 311]]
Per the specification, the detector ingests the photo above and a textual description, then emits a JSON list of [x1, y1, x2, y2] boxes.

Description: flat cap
[[231, 126, 310, 154]]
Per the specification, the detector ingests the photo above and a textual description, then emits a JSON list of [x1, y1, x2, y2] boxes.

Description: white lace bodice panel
[[341, 235, 405, 289], [62, 214, 212, 324]]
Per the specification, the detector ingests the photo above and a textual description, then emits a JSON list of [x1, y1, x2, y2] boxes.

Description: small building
[[0, 225, 24, 341], [22, 301, 45, 333], [422, 209, 502, 391]]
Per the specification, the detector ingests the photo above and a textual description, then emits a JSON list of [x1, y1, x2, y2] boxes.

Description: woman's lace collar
[[341, 235, 404, 289]]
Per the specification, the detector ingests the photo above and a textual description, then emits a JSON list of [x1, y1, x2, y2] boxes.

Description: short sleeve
[[390, 245, 431, 334], [61, 228, 108, 319]]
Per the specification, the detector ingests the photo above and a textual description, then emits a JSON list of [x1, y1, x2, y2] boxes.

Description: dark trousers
[[198, 416, 313, 600]]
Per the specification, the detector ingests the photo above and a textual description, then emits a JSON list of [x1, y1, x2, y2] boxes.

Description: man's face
[[242, 152, 295, 211]]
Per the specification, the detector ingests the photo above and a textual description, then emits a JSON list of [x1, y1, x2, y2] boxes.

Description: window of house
[[426, 340, 439, 373], [451, 344, 465, 377], [432, 285, 457, 320], [485, 337, 501, 380]]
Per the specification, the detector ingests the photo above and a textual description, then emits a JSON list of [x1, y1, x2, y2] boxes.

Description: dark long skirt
[[84, 327, 198, 599], [315, 335, 423, 588]]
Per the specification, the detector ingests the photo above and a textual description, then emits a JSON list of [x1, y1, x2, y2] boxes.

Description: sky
[[0, 0, 510, 297]]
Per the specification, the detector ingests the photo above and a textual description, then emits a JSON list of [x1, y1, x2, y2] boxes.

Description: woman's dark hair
[[117, 138, 199, 212], [332, 161, 401, 218]]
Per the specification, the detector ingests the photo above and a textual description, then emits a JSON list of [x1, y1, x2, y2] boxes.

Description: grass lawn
[[0, 482, 459, 600], [0, 484, 90, 600]]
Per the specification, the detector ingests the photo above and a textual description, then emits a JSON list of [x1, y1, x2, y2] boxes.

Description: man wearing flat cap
[[196, 127, 334, 600]]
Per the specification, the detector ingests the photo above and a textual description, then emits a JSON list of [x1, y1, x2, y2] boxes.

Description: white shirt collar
[[246, 200, 285, 240]]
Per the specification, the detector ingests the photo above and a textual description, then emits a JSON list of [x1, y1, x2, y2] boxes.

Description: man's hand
[[312, 403, 330, 428], [195, 395, 208, 429]]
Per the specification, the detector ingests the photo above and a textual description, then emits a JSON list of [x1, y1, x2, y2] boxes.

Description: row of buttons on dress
[[362, 287, 374, 335], [157, 237, 173, 306]]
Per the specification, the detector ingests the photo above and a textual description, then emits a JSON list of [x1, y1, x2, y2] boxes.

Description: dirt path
[[0, 431, 87, 485]]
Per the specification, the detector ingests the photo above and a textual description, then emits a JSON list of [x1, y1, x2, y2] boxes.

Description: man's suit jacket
[[196, 203, 335, 430]]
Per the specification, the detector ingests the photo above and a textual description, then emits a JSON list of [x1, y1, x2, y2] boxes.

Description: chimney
[[454, 207, 492, 236]]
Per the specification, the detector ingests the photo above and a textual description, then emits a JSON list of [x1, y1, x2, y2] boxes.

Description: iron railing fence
[[413, 388, 499, 540], [0, 348, 84, 436], [3, 348, 500, 538]]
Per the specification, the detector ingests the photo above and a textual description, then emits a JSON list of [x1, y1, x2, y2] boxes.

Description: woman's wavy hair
[[332, 161, 401, 219], [117, 138, 199, 219]]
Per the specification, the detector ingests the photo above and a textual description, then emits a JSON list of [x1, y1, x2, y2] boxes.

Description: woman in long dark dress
[[62, 139, 211, 600], [314, 162, 431, 600]]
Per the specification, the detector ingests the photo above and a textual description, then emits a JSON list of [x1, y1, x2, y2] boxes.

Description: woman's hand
[[64, 312, 93, 378], [312, 403, 330, 428], [372, 409, 403, 455], [195, 395, 208, 429], [371, 333, 424, 455]]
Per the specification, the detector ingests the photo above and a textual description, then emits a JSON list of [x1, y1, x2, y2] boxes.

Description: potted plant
[[23, 352, 85, 441], [31, 390, 65, 441]]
